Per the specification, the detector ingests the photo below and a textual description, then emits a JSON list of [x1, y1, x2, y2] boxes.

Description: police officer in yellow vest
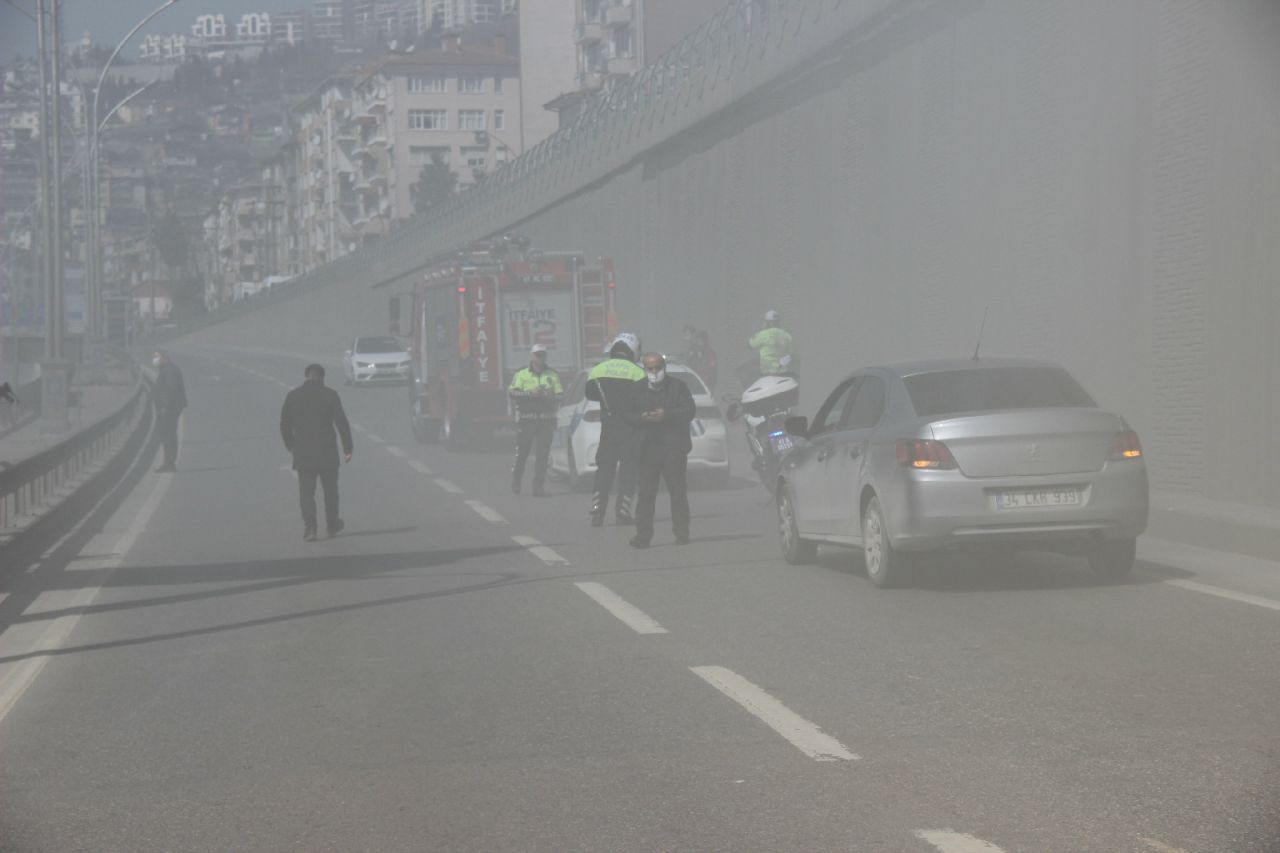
[[749, 310, 794, 376], [585, 333, 645, 526], [508, 344, 563, 496]]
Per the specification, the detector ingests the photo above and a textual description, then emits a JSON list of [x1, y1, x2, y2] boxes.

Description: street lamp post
[[85, 0, 181, 340], [34, 0, 72, 431]]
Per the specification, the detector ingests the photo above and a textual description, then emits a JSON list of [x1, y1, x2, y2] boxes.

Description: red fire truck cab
[[397, 242, 618, 449]]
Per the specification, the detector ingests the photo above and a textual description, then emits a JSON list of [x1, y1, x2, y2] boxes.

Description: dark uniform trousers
[[156, 409, 181, 468], [592, 423, 637, 518], [298, 465, 340, 533], [513, 417, 554, 489], [634, 452, 690, 542]]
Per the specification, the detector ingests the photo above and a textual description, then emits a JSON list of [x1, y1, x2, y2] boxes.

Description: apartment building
[[355, 46, 520, 219], [291, 75, 360, 272], [428, 0, 515, 32]]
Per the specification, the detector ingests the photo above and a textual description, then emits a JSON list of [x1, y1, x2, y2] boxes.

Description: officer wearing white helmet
[[584, 333, 645, 526], [508, 343, 563, 496], [749, 310, 794, 376]]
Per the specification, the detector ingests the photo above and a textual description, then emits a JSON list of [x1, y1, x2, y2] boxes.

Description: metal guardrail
[[0, 354, 146, 535], [162, 0, 925, 335]]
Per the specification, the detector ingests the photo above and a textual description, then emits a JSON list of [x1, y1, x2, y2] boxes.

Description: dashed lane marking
[[408, 460, 433, 475], [913, 830, 1007, 852], [367, 434, 385, 444], [511, 535, 569, 566], [385, 446, 407, 458], [465, 501, 508, 525], [574, 582, 667, 634], [433, 478, 463, 494], [1138, 838, 1189, 853], [1163, 579, 1280, 613], [689, 666, 858, 762]]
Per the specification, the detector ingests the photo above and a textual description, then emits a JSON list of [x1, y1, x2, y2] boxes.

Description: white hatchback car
[[549, 362, 730, 488], [343, 336, 410, 385]]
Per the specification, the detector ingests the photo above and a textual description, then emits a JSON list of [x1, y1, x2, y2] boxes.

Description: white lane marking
[[574, 582, 667, 634], [24, 564, 39, 574], [689, 666, 858, 762], [367, 434, 385, 444], [913, 830, 1007, 853], [385, 446, 407, 458], [512, 535, 569, 566], [1163, 579, 1280, 612], [465, 501, 508, 525], [1138, 838, 1189, 853], [408, 460, 433, 475], [433, 478, 463, 494], [0, 431, 176, 727]]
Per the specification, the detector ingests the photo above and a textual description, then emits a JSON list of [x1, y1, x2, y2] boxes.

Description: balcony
[[578, 69, 606, 90], [608, 55, 636, 76], [605, 4, 632, 26], [576, 21, 603, 43]]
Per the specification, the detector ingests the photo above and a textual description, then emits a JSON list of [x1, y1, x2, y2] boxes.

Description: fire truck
[[393, 240, 619, 449]]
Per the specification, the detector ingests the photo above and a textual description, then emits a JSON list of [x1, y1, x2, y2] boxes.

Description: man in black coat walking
[[280, 364, 354, 541], [625, 352, 696, 548], [152, 351, 187, 472]]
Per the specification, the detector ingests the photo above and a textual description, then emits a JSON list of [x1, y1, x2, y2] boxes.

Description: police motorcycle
[[724, 357, 800, 494]]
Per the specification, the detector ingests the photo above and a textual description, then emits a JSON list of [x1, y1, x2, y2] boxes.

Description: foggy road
[[1, 347, 1278, 853]]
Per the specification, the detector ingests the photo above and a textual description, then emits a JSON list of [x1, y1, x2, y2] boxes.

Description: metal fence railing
[[0, 351, 146, 536]]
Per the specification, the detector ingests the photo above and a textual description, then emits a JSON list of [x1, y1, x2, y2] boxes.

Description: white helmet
[[741, 374, 798, 406], [764, 310, 781, 324], [530, 343, 548, 355], [607, 332, 640, 360]]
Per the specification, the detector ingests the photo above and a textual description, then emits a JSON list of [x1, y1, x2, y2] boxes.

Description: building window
[[462, 147, 487, 169], [493, 109, 505, 131], [408, 76, 446, 93], [459, 75, 484, 94], [409, 145, 450, 166], [409, 109, 447, 130], [458, 109, 486, 131], [494, 76, 504, 94]]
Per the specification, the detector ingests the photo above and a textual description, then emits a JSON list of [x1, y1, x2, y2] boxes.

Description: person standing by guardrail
[[152, 351, 187, 473]]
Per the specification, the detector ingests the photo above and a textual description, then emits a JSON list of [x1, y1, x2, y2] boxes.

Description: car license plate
[[994, 488, 1081, 510], [770, 433, 795, 454]]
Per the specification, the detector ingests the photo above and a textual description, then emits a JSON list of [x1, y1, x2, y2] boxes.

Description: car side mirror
[[724, 401, 741, 423], [784, 416, 808, 438]]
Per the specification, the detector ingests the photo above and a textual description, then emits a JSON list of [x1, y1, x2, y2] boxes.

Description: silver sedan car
[[776, 358, 1148, 587]]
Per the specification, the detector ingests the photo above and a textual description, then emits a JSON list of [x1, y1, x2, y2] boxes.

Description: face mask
[[646, 369, 665, 386]]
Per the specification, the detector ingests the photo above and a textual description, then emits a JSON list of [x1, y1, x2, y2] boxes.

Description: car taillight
[[583, 410, 601, 422], [1109, 430, 1142, 460], [896, 439, 957, 470]]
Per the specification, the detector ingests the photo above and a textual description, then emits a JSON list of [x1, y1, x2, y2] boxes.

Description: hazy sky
[[1, 0, 307, 65]]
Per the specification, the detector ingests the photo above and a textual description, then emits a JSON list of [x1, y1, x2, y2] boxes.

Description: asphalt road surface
[[1, 346, 1278, 853]]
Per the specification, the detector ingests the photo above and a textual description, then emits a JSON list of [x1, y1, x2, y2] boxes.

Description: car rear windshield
[[903, 367, 1097, 417], [356, 337, 403, 353]]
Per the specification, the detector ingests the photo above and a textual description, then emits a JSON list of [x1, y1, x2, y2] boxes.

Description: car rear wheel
[[778, 486, 817, 564], [1089, 538, 1136, 581], [863, 496, 908, 588]]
